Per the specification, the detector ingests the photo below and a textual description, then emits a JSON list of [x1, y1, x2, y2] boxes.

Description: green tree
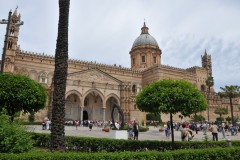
[[218, 85, 240, 124], [136, 79, 207, 143], [214, 107, 228, 118], [205, 76, 214, 121], [146, 113, 161, 122], [192, 114, 205, 122], [51, 0, 70, 152], [0, 74, 47, 122]]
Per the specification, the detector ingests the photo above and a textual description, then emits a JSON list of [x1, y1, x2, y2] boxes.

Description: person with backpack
[[180, 123, 194, 141]]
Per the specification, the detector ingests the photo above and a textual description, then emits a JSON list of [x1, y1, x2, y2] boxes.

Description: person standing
[[221, 122, 226, 139], [133, 121, 139, 140], [210, 122, 218, 141], [163, 123, 168, 137], [75, 120, 79, 130], [202, 122, 207, 135], [89, 121, 93, 131]]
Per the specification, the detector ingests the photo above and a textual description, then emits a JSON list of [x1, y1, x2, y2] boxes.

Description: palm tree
[[205, 76, 214, 121], [50, 0, 70, 152], [218, 85, 240, 125]]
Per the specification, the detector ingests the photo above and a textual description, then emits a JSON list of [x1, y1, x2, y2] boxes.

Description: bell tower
[[201, 50, 212, 77], [1, 7, 22, 73]]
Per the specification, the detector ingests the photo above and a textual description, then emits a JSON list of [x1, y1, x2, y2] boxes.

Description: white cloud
[[0, 0, 239, 91]]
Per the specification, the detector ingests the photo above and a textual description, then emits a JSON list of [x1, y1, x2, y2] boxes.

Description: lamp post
[[206, 76, 214, 122], [0, 10, 23, 74]]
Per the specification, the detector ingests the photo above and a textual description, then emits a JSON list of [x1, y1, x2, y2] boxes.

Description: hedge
[[0, 147, 240, 160], [31, 133, 240, 152]]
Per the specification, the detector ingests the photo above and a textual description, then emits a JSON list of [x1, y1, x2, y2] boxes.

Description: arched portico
[[82, 89, 104, 121], [65, 93, 81, 121], [105, 94, 120, 122]]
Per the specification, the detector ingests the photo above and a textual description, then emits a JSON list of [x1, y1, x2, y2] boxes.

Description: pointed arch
[[105, 93, 120, 105], [65, 90, 82, 99], [83, 89, 104, 102]]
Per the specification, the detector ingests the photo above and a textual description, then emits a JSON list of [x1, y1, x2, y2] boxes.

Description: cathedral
[[1, 8, 239, 122]]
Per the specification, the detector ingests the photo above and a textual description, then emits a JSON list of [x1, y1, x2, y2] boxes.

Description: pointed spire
[[13, 6, 18, 16], [141, 21, 149, 35], [204, 49, 207, 55]]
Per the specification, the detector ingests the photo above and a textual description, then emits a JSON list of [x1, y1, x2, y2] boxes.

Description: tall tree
[[218, 85, 240, 124], [205, 76, 214, 121], [0, 74, 47, 122], [136, 79, 207, 143], [50, 0, 70, 152]]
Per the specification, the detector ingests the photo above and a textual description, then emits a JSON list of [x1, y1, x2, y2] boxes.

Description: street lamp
[[0, 10, 24, 74], [206, 76, 214, 122]]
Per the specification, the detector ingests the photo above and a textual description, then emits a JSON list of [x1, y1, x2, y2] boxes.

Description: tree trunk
[[170, 113, 174, 143], [230, 97, 234, 125], [51, 0, 70, 152]]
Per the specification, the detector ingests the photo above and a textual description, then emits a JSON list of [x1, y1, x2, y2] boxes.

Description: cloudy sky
[[0, 0, 239, 91]]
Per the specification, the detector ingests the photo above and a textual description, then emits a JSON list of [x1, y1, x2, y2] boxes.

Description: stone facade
[[1, 9, 239, 122]]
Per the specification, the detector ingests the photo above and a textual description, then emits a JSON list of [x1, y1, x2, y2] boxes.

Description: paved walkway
[[26, 125, 240, 142]]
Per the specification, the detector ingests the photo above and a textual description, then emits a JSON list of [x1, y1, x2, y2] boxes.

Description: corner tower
[[201, 50, 212, 77], [2, 8, 22, 73], [129, 22, 162, 70]]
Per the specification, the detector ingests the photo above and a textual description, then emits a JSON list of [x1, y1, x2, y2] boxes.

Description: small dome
[[132, 22, 159, 48]]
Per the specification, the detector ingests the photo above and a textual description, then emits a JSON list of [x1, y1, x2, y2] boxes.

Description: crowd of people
[[163, 121, 239, 141], [42, 117, 239, 142]]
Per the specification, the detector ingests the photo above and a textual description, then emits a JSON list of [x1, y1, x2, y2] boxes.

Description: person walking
[[210, 122, 218, 141]]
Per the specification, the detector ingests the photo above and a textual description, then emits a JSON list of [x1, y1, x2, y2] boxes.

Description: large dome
[[132, 22, 159, 48], [132, 34, 159, 48]]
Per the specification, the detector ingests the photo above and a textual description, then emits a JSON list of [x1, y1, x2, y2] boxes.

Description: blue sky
[[0, 0, 239, 91]]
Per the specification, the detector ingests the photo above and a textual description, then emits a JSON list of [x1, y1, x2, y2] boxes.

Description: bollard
[[226, 139, 232, 147]]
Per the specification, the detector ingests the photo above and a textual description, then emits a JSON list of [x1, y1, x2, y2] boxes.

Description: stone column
[[80, 107, 83, 121], [102, 108, 106, 122]]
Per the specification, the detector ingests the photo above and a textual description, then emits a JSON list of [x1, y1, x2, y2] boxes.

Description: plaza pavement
[[26, 125, 240, 142]]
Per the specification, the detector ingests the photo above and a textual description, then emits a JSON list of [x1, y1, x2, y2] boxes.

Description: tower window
[[10, 27, 15, 35], [133, 58, 135, 65], [7, 40, 13, 49], [142, 56, 146, 63], [153, 56, 157, 63]]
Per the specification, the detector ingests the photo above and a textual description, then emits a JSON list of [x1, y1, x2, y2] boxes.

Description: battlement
[[18, 50, 55, 59], [161, 64, 187, 72], [18, 50, 141, 74], [186, 66, 205, 72]]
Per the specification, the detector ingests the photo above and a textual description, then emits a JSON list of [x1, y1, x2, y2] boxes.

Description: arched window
[[200, 85, 206, 92], [153, 56, 157, 63], [7, 40, 12, 49], [132, 85, 136, 93], [141, 55, 146, 63], [39, 72, 48, 84]]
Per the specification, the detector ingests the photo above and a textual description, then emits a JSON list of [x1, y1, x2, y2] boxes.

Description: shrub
[[216, 117, 224, 122], [0, 114, 33, 153], [31, 132, 240, 152], [0, 147, 240, 159]]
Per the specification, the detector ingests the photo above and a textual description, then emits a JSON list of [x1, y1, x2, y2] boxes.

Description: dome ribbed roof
[[132, 22, 159, 48]]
